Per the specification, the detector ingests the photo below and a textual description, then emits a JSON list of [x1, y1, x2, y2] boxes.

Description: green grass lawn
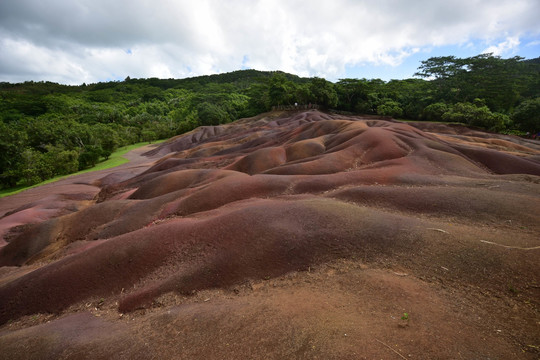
[[0, 140, 164, 198]]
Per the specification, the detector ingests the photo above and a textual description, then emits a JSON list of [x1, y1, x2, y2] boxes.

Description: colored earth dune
[[1, 110, 539, 359]]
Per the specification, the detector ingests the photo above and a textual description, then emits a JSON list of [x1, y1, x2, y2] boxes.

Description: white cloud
[[483, 36, 521, 56], [0, 0, 539, 84], [0, 38, 90, 83]]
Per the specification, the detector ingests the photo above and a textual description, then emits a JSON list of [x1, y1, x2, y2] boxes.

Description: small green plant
[[508, 285, 519, 294], [401, 312, 409, 321]]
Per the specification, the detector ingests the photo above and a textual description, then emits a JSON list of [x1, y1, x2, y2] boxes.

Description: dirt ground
[[0, 110, 539, 359]]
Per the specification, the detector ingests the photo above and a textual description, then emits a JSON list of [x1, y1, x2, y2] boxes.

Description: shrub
[[512, 98, 540, 132], [377, 100, 403, 118], [442, 102, 509, 131], [422, 102, 449, 122]]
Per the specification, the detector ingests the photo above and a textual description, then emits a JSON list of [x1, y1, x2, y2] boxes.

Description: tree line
[[1, 54, 538, 188]]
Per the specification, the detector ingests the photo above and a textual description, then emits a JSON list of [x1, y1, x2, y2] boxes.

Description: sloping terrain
[[0, 110, 539, 359]]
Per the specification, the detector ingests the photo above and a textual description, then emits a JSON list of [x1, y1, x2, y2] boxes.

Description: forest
[[0, 53, 539, 189]]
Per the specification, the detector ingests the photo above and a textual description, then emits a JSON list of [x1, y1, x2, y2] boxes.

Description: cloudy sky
[[1, 0, 539, 85]]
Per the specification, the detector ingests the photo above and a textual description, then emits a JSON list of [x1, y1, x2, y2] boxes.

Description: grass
[[395, 118, 466, 125], [0, 140, 164, 198]]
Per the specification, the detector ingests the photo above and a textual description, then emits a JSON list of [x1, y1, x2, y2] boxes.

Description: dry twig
[[427, 228, 449, 234], [480, 240, 540, 250], [375, 339, 407, 360]]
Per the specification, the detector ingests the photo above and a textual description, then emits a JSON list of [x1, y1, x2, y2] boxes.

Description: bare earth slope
[[0, 110, 539, 359]]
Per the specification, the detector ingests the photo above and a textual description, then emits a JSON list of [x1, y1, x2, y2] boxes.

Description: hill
[[0, 110, 539, 359], [2, 54, 539, 190]]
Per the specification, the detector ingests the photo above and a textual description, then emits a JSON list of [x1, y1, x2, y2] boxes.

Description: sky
[[0, 0, 539, 85]]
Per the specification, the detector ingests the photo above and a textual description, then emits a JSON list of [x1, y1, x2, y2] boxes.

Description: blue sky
[[0, 0, 539, 84], [346, 35, 540, 81]]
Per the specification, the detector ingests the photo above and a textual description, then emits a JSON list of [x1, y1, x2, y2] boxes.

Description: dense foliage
[[1, 54, 539, 188]]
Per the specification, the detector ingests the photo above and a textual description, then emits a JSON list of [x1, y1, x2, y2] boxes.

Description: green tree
[[245, 82, 271, 114], [43, 145, 79, 175], [377, 100, 403, 118], [0, 124, 27, 187], [141, 129, 158, 143], [268, 73, 294, 107], [308, 77, 338, 109], [422, 102, 449, 122], [461, 54, 525, 112], [384, 78, 431, 119], [141, 86, 165, 102], [197, 102, 230, 126], [18, 148, 54, 185], [415, 56, 466, 80], [442, 102, 509, 131], [78, 145, 103, 170], [415, 54, 537, 114], [512, 98, 540, 132], [93, 123, 120, 159], [336, 78, 369, 112]]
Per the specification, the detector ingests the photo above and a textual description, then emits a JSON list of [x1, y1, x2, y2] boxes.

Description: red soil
[[1, 110, 539, 359]]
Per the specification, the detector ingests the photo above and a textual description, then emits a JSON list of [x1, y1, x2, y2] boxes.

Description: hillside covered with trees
[[1, 53, 539, 188]]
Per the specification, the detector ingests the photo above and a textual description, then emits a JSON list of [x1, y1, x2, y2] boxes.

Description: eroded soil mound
[[1, 110, 539, 359]]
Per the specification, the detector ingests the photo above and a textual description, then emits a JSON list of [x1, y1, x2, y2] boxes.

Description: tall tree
[[309, 77, 338, 109], [336, 79, 369, 112], [268, 73, 293, 107]]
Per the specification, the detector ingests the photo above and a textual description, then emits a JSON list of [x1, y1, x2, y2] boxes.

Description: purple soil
[[1, 110, 539, 359]]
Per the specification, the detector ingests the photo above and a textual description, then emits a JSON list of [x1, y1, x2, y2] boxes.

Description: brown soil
[[0, 110, 539, 359]]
